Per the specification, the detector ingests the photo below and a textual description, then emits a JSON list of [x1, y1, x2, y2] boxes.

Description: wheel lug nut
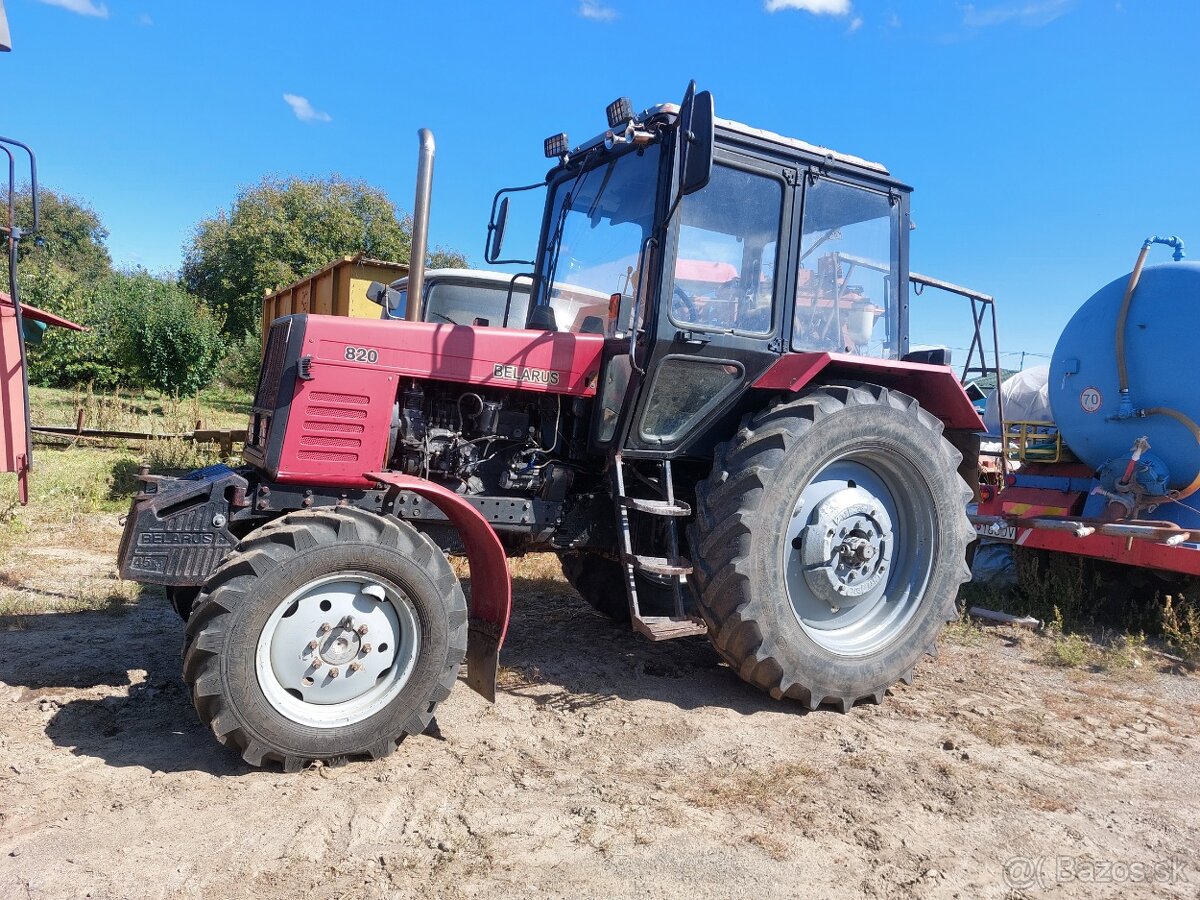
[[349, 661, 363, 673], [310, 658, 322, 670], [357, 624, 369, 636], [319, 623, 332, 634], [328, 667, 339, 678], [361, 643, 372, 655], [307, 640, 319, 651]]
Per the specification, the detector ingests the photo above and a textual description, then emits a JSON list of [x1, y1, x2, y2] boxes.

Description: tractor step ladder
[[613, 453, 707, 641]]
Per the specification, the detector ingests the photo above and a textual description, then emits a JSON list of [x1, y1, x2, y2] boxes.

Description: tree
[[25, 269, 224, 395], [1, 187, 111, 293], [182, 175, 466, 336], [102, 271, 225, 395]]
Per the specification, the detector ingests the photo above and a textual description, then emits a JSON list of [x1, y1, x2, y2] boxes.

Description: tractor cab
[[488, 84, 913, 460]]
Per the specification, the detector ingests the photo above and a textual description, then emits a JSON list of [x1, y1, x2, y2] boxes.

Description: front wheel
[[182, 508, 467, 770], [688, 383, 974, 711]]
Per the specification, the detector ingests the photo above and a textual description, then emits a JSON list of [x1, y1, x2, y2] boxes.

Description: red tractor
[[118, 85, 986, 769]]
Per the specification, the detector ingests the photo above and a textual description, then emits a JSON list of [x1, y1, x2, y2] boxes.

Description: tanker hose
[[1116, 236, 1187, 396], [1141, 406, 1200, 500], [1115, 243, 1151, 394]]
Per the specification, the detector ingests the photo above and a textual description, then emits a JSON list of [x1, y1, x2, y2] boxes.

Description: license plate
[[974, 521, 1017, 542]]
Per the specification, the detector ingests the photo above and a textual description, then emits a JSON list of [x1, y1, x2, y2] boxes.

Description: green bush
[[214, 327, 263, 393], [22, 259, 124, 389], [101, 273, 225, 395]]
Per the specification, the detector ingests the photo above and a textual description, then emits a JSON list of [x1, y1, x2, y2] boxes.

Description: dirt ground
[[1, 514, 1198, 900]]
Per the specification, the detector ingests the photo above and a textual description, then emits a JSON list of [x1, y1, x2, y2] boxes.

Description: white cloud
[[35, 0, 109, 18], [963, 0, 1073, 28], [847, 15, 863, 31], [283, 94, 332, 124], [764, 0, 851, 15], [578, 0, 616, 21]]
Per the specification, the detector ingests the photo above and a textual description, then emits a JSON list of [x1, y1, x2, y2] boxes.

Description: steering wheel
[[672, 284, 699, 322]]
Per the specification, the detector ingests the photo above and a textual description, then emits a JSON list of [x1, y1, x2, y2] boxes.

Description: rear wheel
[[183, 507, 467, 770], [559, 552, 675, 622], [688, 383, 974, 710]]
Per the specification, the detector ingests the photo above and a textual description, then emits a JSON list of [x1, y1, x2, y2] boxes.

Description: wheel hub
[[799, 485, 893, 608], [319, 621, 362, 665], [256, 574, 421, 724]]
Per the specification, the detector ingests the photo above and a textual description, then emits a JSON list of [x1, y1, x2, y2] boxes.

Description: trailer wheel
[[182, 507, 467, 770], [688, 383, 974, 711], [559, 552, 675, 622]]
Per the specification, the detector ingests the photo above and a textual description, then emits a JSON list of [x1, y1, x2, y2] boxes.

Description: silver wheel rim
[[254, 571, 421, 729], [783, 449, 936, 657]]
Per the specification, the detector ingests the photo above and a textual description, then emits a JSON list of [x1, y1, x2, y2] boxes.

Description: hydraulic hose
[[1114, 243, 1150, 395], [1142, 406, 1200, 500], [1113, 235, 1200, 498]]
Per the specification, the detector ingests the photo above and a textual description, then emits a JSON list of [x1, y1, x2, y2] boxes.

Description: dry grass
[[685, 761, 819, 816]]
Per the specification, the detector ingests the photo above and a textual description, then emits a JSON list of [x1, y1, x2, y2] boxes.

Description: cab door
[[621, 152, 795, 457]]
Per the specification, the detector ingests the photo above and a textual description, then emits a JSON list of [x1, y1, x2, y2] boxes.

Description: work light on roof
[[606, 97, 633, 128], [543, 133, 569, 159]]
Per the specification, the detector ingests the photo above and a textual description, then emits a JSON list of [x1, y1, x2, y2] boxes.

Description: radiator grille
[[255, 319, 292, 412], [303, 421, 365, 434], [310, 391, 369, 405], [308, 405, 368, 420], [297, 450, 358, 462], [299, 435, 362, 449]]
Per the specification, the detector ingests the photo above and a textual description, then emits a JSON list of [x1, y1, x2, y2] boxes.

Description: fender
[[366, 471, 511, 703], [754, 351, 985, 432]]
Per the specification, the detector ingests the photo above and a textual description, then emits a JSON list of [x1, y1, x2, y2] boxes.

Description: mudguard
[[754, 351, 985, 431], [366, 471, 511, 703]]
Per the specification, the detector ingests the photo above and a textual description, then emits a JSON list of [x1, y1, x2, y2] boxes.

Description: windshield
[[538, 143, 661, 333], [424, 279, 531, 328]]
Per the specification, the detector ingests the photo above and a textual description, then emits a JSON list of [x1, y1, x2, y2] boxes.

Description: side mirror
[[367, 281, 407, 319], [485, 196, 510, 265], [678, 81, 714, 196]]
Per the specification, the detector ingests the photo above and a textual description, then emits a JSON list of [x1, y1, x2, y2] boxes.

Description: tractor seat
[[525, 305, 558, 332]]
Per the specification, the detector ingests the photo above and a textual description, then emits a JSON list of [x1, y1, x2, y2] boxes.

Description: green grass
[[0, 386, 246, 618], [29, 383, 251, 433]]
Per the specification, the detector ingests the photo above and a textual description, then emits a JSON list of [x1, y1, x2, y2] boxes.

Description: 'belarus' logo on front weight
[[493, 363, 561, 386]]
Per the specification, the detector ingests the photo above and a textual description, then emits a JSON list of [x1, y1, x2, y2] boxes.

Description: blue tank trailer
[[974, 236, 1200, 577]]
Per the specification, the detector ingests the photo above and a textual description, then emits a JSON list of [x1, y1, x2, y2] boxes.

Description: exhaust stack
[[407, 129, 435, 322]]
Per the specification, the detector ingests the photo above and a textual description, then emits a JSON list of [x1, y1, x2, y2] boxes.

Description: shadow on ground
[[0, 572, 797, 775], [0, 597, 247, 776], [497, 576, 794, 718]]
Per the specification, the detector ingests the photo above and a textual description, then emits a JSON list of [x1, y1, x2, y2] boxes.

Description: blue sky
[[3, 0, 1198, 363]]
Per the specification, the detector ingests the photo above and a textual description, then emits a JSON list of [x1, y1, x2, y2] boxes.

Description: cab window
[[668, 163, 782, 335], [793, 178, 898, 357]]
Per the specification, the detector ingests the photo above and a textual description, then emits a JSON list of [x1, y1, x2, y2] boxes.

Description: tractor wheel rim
[[255, 571, 421, 729], [783, 450, 936, 657]]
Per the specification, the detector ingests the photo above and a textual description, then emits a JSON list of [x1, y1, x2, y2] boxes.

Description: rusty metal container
[[260, 254, 408, 353]]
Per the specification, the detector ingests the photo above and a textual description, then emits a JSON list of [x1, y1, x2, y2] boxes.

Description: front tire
[[688, 383, 974, 711], [182, 507, 467, 770]]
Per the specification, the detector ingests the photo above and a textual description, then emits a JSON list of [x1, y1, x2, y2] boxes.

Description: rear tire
[[182, 507, 467, 770], [688, 383, 974, 711]]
